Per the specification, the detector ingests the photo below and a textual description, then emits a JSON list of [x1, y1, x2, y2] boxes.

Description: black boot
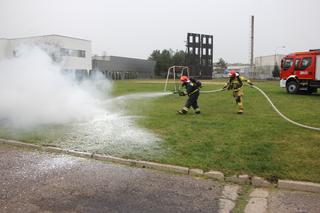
[[177, 109, 188, 115]]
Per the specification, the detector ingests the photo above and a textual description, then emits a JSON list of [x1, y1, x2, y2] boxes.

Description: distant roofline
[[255, 54, 286, 58], [93, 55, 150, 61], [1, 34, 90, 42], [110, 55, 150, 61]]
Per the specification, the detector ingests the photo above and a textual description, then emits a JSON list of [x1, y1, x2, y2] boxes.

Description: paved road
[[0, 144, 225, 213]]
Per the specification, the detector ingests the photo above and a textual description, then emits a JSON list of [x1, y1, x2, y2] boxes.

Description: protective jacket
[[223, 75, 253, 114], [183, 78, 201, 95], [224, 76, 252, 92]]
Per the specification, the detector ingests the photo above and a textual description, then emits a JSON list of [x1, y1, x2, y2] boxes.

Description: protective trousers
[[182, 92, 200, 114], [233, 91, 244, 113]]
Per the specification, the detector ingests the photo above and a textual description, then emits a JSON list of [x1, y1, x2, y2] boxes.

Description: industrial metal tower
[[186, 33, 213, 79]]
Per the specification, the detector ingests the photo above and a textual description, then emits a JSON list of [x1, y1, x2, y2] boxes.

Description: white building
[[0, 35, 92, 79], [253, 54, 286, 79], [255, 54, 285, 67]]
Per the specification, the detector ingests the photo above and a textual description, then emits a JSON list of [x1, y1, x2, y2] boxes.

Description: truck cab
[[280, 50, 320, 94]]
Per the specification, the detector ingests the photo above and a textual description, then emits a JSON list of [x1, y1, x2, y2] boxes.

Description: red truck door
[[295, 57, 313, 79]]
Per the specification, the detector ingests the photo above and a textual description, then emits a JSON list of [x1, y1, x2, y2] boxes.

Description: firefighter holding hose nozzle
[[177, 75, 202, 115], [223, 70, 253, 114]]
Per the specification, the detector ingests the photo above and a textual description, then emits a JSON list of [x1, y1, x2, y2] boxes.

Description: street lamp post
[[274, 45, 286, 66], [273, 46, 285, 78]]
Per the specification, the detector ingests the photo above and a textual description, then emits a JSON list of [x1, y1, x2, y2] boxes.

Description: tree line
[[148, 49, 229, 77], [148, 49, 186, 76]]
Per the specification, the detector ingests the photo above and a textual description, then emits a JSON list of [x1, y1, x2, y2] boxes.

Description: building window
[[202, 48, 206, 55], [60, 48, 86, 58], [203, 37, 206, 44]]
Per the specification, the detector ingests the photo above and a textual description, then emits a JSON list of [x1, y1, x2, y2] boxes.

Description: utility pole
[[250, 15, 254, 72], [274, 46, 285, 66]]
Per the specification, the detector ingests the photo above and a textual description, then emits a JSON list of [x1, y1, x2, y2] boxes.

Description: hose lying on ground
[[200, 88, 224, 93], [199, 85, 320, 131], [252, 85, 320, 131]]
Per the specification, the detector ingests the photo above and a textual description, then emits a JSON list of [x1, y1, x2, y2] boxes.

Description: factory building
[[0, 34, 156, 80], [253, 54, 285, 79], [0, 35, 92, 80], [92, 55, 156, 80]]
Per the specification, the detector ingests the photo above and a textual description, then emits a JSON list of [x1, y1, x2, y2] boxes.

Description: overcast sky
[[1, 0, 319, 63]]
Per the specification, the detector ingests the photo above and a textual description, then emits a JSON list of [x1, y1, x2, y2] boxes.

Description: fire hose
[[199, 86, 320, 131]]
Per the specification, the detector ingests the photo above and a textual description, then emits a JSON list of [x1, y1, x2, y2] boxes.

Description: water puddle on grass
[[1, 92, 171, 157], [53, 92, 171, 156], [55, 111, 162, 156]]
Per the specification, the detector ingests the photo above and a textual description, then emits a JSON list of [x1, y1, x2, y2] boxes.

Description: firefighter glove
[[178, 91, 187, 96]]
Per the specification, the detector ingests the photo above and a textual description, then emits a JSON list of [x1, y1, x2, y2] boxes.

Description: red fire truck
[[280, 49, 320, 94]]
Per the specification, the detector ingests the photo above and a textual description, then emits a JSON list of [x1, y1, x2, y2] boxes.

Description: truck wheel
[[286, 81, 299, 94]]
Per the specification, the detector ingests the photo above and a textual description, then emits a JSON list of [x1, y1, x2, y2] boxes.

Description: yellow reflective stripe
[[189, 88, 199, 95]]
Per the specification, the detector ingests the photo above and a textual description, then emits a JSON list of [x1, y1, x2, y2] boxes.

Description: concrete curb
[[252, 176, 273, 187], [204, 171, 224, 181], [93, 153, 137, 166], [225, 174, 250, 185], [0, 138, 42, 149], [136, 160, 189, 174], [278, 180, 320, 193], [1, 138, 320, 194]]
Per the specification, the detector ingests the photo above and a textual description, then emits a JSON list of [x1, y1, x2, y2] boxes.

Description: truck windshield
[[283, 58, 294, 70]]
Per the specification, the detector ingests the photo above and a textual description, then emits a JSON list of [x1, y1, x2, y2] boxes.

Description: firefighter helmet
[[180, 75, 189, 82], [228, 70, 236, 77]]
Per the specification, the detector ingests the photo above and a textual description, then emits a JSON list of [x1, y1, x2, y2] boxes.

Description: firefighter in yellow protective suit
[[223, 70, 253, 114]]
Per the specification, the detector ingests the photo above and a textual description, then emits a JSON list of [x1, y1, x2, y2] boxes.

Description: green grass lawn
[[1, 79, 320, 183], [113, 80, 320, 183]]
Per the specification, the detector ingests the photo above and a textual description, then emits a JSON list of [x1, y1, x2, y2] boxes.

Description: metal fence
[[213, 65, 277, 80], [246, 65, 277, 80]]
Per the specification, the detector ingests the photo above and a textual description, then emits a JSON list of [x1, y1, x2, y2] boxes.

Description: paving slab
[[244, 188, 269, 213], [267, 189, 320, 213]]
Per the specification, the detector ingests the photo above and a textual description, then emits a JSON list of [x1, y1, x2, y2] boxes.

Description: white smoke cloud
[[0, 46, 105, 128]]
